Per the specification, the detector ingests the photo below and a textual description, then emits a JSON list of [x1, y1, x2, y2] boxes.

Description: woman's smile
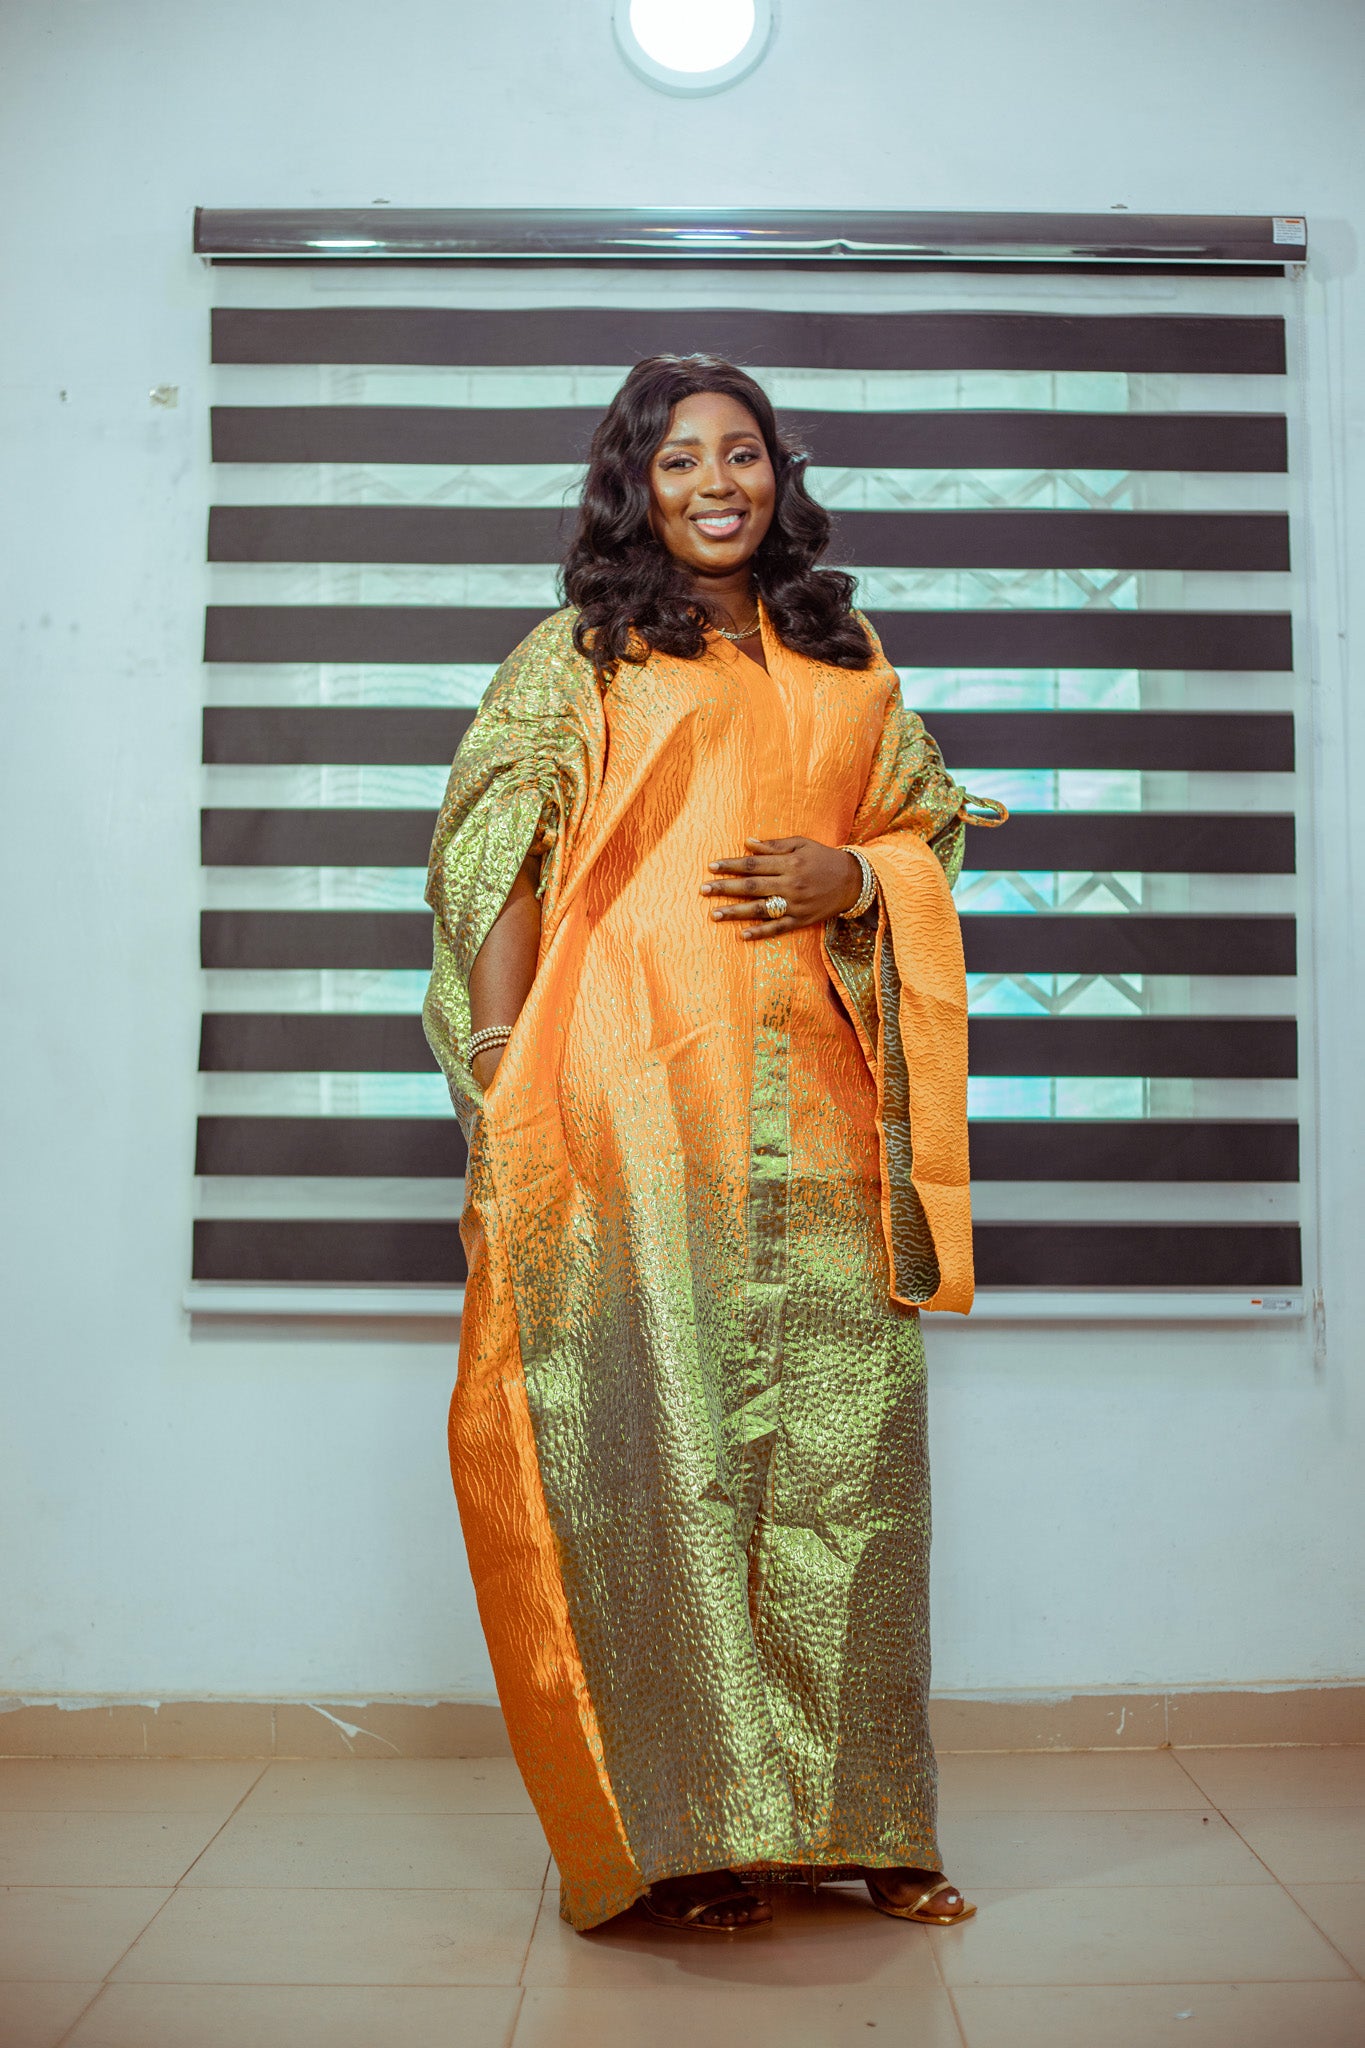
[[690, 508, 747, 541]]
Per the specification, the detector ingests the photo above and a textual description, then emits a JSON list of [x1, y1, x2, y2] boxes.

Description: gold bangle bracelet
[[838, 846, 877, 920]]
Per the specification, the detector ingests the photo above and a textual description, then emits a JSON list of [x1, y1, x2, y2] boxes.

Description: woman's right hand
[[471, 1047, 504, 1092]]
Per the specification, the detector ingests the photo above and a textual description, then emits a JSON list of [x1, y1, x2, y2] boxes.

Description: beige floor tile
[[109, 1884, 540, 1985], [0, 1812, 230, 1887], [181, 1810, 550, 1889], [0, 1762, 264, 1813], [953, 1980, 1365, 2048], [0, 1981, 102, 2048], [1173, 1746, 1365, 1809], [513, 1981, 962, 2048], [1226, 1808, 1365, 1885], [936, 1749, 1203, 1812], [0, 1889, 171, 1982], [939, 1808, 1272, 1890], [238, 1759, 534, 1815], [1283, 1883, 1365, 1976], [521, 1882, 944, 1989], [932, 1883, 1352, 1986], [64, 1982, 521, 2048]]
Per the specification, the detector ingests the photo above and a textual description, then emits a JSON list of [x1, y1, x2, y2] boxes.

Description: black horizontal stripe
[[200, 807, 1295, 873], [202, 809, 434, 865], [963, 914, 1296, 976], [205, 606, 546, 664], [969, 1016, 1295, 1077], [198, 1011, 1295, 1077], [212, 307, 1287, 375], [973, 1223, 1301, 1288], [210, 505, 572, 566], [213, 405, 603, 466], [202, 910, 429, 968], [872, 610, 1293, 670], [202, 707, 1294, 773], [204, 709, 461, 764], [974, 813, 1294, 873], [196, 1115, 467, 1177], [200, 909, 1296, 977], [201, 911, 428, 967], [189, 1215, 1298, 1288], [208, 504, 1291, 572], [203, 605, 1295, 670], [967, 1119, 1297, 1182], [194, 1113, 1296, 1184], [934, 712, 1295, 772], [210, 404, 1289, 474], [192, 1218, 468, 1285]]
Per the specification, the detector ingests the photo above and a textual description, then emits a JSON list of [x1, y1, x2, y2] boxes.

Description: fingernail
[[711, 910, 723, 920], [708, 862, 720, 871], [700, 884, 711, 895]]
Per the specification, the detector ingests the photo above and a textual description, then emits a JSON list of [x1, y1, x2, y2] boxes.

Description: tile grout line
[[45, 1760, 275, 2046], [1163, 1748, 1365, 1985], [504, 1983, 528, 2047], [921, 1916, 972, 2048], [516, 1885, 551, 1990], [44, 1981, 106, 2048]]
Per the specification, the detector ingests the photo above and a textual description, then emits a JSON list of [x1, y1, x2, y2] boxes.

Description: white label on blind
[[1272, 216, 1307, 246]]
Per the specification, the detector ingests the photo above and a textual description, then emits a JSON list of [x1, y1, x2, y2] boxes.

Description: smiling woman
[[422, 351, 1005, 1937], [563, 354, 876, 687]]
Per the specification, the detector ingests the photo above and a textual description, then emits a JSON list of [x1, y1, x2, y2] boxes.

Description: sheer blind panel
[[194, 261, 1311, 1313]]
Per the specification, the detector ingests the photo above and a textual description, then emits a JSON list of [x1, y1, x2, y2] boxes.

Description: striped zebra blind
[[195, 260, 1308, 1313]]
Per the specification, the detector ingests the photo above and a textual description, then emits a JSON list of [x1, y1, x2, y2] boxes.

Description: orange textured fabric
[[425, 601, 1000, 1929]]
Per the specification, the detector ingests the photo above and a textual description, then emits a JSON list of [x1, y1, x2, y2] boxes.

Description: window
[[193, 220, 1310, 1317]]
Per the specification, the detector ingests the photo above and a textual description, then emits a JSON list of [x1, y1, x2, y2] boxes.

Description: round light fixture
[[614, 0, 774, 94]]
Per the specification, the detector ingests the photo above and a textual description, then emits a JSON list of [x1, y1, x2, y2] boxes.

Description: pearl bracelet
[[467, 1023, 514, 1067], [838, 846, 877, 921]]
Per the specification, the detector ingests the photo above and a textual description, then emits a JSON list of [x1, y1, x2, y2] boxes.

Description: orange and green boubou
[[422, 599, 1003, 1931]]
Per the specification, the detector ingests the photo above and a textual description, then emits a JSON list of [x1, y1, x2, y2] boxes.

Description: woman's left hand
[[702, 837, 863, 939]]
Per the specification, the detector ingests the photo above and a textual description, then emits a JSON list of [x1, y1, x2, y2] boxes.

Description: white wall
[[2, 0, 1362, 1705]]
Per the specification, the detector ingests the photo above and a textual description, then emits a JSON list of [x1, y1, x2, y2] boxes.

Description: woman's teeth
[[693, 513, 744, 537]]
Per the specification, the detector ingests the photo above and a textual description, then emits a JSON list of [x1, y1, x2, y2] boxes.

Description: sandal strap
[[871, 1871, 960, 1917], [648, 1878, 762, 1926], [677, 1886, 761, 1924]]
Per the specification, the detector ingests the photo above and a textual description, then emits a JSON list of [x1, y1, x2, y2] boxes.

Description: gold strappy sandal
[[866, 1871, 977, 1925], [642, 1872, 771, 1933]]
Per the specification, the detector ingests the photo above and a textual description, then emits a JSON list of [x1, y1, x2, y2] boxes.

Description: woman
[[423, 354, 1005, 1935]]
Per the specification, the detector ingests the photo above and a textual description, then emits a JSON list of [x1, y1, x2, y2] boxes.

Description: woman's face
[[646, 390, 777, 577]]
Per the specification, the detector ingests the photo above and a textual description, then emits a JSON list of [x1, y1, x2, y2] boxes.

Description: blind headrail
[[193, 207, 1307, 268]]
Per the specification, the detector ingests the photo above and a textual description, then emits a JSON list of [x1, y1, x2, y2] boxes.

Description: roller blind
[[194, 259, 1308, 1312]]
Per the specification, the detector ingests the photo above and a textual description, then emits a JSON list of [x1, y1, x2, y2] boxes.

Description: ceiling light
[[615, 0, 774, 94]]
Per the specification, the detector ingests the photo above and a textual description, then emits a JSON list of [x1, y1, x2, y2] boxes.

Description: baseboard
[[2, 1685, 1362, 1759]]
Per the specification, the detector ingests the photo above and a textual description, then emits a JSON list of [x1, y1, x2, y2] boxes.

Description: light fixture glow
[[627, 0, 756, 73], [614, 0, 773, 95]]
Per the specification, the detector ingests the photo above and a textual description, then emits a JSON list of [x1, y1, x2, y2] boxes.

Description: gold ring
[[764, 895, 788, 920]]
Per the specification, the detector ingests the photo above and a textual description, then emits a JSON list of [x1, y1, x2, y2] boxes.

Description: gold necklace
[[713, 607, 761, 642]]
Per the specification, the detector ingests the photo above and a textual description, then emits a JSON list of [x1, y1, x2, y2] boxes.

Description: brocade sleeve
[[421, 608, 605, 1134]]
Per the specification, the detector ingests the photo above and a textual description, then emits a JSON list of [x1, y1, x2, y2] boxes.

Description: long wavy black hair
[[560, 353, 873, 682]]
